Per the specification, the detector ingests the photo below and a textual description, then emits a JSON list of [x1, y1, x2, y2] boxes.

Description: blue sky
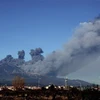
[[0, 0, 100, 83], [0, 0, 100, 60]]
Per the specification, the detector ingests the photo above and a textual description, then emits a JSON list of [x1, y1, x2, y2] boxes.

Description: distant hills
[[0, 60, 91, 86]]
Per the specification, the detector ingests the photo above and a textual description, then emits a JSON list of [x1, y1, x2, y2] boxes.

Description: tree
[[12, 76, 25, 90]]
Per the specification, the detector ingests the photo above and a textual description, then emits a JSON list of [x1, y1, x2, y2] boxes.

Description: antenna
[[34, 73, 40, 87], [65, 76, 68, 89]]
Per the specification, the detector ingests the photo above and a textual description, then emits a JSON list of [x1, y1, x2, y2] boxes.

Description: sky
[[0, 0, 100, 83]]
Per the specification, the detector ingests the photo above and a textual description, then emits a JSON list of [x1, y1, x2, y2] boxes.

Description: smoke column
[[18, 50, 25, 59], [20, 18, 100, 77], [29, 48, 44, 62]]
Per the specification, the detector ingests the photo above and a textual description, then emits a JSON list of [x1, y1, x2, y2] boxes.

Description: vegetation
[[12, 76, 25, 90]]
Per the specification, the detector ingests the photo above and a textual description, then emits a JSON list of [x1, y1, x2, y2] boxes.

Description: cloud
[[19, 18, 100, 77]]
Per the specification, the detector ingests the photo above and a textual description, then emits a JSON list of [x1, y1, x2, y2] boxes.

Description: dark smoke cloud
[[30, 48, 43, 57], [29, 48, 44, 62], [0, 50, 25, 67], [19, 18, 100, 77], [3, 55, 13, 62], [18, 50, 25, 59]]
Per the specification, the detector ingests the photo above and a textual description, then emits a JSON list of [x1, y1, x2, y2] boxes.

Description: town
[[0, 76, 100, 100]]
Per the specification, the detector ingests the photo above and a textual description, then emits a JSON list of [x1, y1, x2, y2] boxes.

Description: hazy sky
[[0, 0, 100, 83], [0, 0, 99, 60]]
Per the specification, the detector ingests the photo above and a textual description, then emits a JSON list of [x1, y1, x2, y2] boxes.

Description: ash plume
[[18, 50, 25, 59], [19, 17, 100, 77], [29, 48, 44, 62], [0, 50, 25, 67], [2, 55, 13, 63]]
